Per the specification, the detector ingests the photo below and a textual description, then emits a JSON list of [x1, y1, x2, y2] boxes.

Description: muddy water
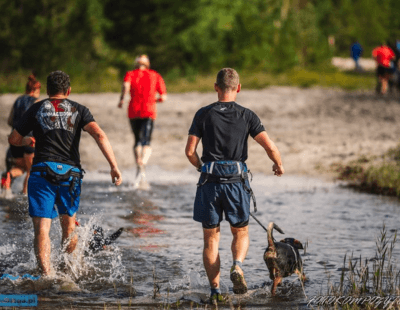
[[1, 167, 400, 309]]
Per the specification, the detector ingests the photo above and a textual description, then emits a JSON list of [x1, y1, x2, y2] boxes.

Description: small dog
[[89, 226, 124, 253], [264, 222, 305, 295], [75, 221, 124, 253]]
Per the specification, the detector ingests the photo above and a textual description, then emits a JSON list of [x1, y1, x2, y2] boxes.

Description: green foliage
[[293, 2, 329, 66], [0, 0, 109, 74], [364, 164, 400, 196], [1, 0, 400, 84], [315, 0, 395, 57]]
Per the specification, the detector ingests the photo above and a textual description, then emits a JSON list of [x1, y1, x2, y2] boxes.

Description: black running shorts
[[129, 118, 154, 147]]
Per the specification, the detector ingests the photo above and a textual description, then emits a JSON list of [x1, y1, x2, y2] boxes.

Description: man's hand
[[29, 137, 36, 147], [157, 94, 167, 103], [273, 164, 284, 177], [118, 99, 123, 108], [111, 167, 122, 186], [9, 130, 36, 147]]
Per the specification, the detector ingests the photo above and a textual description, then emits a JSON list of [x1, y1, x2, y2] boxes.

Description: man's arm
[[185, 135, 202, 170], [7, 106, 14, 127], [254, 131, 284, 176], [8, 129, 35, 147], [118, 81, 131, 108], [84, 122, 122, 185], [156, 74, 167, 103]]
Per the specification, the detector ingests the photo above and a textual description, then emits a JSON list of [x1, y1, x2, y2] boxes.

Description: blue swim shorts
[[193, 161, 251, 227], [28, 162, 82, 219]]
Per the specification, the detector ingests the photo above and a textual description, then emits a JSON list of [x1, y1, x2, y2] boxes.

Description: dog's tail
[[105, 227, 124, 245], [267, 222, 285, 250]]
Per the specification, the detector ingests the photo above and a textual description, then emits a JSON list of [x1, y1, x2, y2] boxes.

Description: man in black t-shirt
[[8, 71, 122, 276], [185, 68, 284, 303]]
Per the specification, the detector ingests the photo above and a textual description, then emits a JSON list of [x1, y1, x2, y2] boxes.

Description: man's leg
[[381, 76, 389, 94], [134, 145, 143, 167], [32, 217, 52, 275], [9, 158, 25, 179], [203, 226, 221, 290], [140, 119, 154, 167], [134, 120, 153, 189], [231, 225, 249, 262], [60, 214, 78, 253], [130, 119, 143, 168], [230, 225, 249, 294], [22, 153, 34, 195], [142, 145, 152, 166]]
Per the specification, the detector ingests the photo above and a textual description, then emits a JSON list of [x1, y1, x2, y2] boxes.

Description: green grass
[[0, 65, 377, 94], [333, 145, 400, 198], [165, 67, 376, 93]]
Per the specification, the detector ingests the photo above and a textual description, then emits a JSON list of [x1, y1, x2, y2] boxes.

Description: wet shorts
[[129, 118, 154, 147], [9, 144, 34, 158], [28, 162, 82, 219], [194, 161, 251, 228]]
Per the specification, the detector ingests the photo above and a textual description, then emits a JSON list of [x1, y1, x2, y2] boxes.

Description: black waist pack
[[31, 163, 83, 186]]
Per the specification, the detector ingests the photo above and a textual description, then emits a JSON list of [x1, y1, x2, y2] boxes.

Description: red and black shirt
[[15, 98, 95, 168]]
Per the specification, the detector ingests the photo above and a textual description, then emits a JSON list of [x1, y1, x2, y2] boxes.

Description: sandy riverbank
[[1, 87, 400, 181]]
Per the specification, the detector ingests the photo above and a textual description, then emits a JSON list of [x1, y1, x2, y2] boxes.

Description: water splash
[[0, 214, 129, 297]]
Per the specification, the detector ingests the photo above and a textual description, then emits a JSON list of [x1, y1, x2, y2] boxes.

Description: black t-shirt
[[188, 101, 265, 163], [15, 98, 95, 168]]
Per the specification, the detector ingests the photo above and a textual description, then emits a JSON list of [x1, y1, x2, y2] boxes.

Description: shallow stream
[[1, 167, 399, 309]]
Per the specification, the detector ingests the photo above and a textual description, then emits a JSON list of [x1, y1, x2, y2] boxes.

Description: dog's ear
[[280, 238, 304, 250], [293, 239, 304, 250]]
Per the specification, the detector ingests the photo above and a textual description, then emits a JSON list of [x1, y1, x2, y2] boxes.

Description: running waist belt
[[197, 161, 257, 212], [31, 162, 83, 185], [30, 162, 84, 208]]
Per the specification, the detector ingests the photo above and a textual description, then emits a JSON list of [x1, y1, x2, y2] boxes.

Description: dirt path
[[1, 87, 400, 180]]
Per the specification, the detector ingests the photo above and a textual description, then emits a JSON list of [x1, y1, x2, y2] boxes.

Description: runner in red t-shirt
[[372, 44, 395, 94], [118, 55, 167, 186]]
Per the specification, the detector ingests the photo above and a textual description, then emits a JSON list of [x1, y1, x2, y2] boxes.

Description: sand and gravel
[[1, 86, 400, 180]]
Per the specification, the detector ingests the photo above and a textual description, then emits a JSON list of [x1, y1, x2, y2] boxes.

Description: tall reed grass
[[312, 225, 400, 310]]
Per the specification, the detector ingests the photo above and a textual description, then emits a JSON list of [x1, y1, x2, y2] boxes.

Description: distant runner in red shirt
[[118, 55, 167, 186], [372, 44, 395, 94]]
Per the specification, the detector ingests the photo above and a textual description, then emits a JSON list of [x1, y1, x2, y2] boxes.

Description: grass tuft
[[333, 144, 400, 198]]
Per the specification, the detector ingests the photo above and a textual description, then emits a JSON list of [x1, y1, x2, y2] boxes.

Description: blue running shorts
[[28, 162, 82, 219], [193, 161, 251, 227]]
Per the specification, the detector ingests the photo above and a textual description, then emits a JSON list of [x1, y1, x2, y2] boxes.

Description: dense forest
[[1, 0, 400, 79]]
